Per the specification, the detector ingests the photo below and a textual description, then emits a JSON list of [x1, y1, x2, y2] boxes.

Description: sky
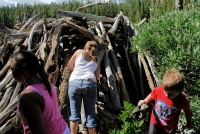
[[0, 0, 70, 7]]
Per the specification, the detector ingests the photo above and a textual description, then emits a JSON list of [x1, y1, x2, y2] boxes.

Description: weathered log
[[109, 49, 130, 102], [108, 13, 122, 37], [0, 87, 15, 112], [0, 35, 9, 64], [37, 42, 48, 62], [139, 54, 155, 91], [8, 31, 41, 39], [0, 60, 10, 79], [58, 10, 115, 23], [98, 22, 106, 38], [0, 23, 12, 34], [95, 25, 102, 38], [145, 54, 159, 86], [122, 45, 139, 101], [64, 20, 105, 45], [0, 95, 19, 125], [59, 50, 71, 114], [137, 18, 147, 26], [98, 91, 110, 105], [28, 19, 44, 51], [104, 50, 121, 110], [104, 21, 130, 102], [99, 74, 109, 92], [0, 114, 18, 133], [122, 12, 136, 37], [45, 30, 60, 85], [97, 105, 119, 133], [137, 54, 145, 98], [18, 15, 39, 33], [42, 22, 48, 43], [5, 78, 15, 88], [0, 71, 13, 91], [10, 83, 21, 102]]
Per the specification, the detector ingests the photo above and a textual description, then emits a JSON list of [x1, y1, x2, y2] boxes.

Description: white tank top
[[69, 50, 98, 82]]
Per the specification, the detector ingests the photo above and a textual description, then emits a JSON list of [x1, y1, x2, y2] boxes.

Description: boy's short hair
[[162, 68, 184, 91]]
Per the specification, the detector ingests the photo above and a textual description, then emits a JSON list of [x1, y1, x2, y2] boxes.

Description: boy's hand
[[138, 100, 145, 106], [138, 94, 153, 106]]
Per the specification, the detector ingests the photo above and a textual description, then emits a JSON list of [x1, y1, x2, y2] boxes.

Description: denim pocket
[[85, 85, 97, 98], [68, 83, 80, 98]]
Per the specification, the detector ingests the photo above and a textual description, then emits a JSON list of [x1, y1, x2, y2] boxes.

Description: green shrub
[[131, 10, 200, 95], [131, 9, 200, 133], [178, 95, 200, 133], [109, 101, 147, 134]]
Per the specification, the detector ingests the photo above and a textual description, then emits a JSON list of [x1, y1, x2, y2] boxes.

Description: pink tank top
[[17, 84, 67, 134]]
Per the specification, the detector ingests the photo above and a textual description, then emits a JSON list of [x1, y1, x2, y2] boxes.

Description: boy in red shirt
[[138, 69, 193, 134]]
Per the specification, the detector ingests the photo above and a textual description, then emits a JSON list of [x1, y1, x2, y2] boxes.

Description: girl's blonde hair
[[85, 41, 98, 62]]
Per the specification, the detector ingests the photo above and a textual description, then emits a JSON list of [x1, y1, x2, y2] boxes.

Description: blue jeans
[[68, 79, 97, 128]]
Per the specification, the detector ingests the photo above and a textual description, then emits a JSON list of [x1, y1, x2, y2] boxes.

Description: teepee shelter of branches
[[0, 5, 157, 134]]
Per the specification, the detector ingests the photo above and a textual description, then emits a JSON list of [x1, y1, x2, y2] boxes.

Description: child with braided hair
[[9, 50, 70, 134]]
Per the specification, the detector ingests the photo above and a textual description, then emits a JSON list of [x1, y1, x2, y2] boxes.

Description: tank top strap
[[76, 50, 84, 62]]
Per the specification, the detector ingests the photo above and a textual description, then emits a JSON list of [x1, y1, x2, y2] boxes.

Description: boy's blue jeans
[[68, 79, 97, 128]]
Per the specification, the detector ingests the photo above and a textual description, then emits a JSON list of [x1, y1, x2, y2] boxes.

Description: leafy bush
[[131, 9, 200, 133], [109, 101, 147, 134], [178, 95, 200, 133], [131, 10, 200, 95]]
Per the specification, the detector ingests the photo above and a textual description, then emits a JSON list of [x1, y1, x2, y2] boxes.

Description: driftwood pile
[[0, 7, 157, 134]]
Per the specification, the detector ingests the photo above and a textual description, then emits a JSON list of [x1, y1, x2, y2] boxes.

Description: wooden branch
[[64, 20, 99, 42], [98, 91, 110, 104], [0, 60, 10, 79], [0, 95, 19, 125], [59, 52, 71, 110], [122, 45, 139, 100], [104, 23, 130, 102], [137, 18, 147, 26], [0, 87, 15, 112], [0, 117, 13, 133], [95, 25, 102, 38], [5, 78, 15, 88], [145, 54, 159, 86], [139, 54, 155, 91], [99, 22, 106, 40], [8, 31, 41, 39], [10, 83, 21, 102], [58, 10, 115, 23], [0, 71, 13, 91], [0, 23, 12, 34], [28, 20, 44, 51], [137, 54, 145, 98], [108, 13, 122, 37], [45, 28, 60, 85], [18, 15, 39, 33], [0, 35, 9, 64], [104, 50, 121, 110]]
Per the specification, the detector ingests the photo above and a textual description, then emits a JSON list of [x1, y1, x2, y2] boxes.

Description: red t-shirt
[[150, 86, 193, 133]]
